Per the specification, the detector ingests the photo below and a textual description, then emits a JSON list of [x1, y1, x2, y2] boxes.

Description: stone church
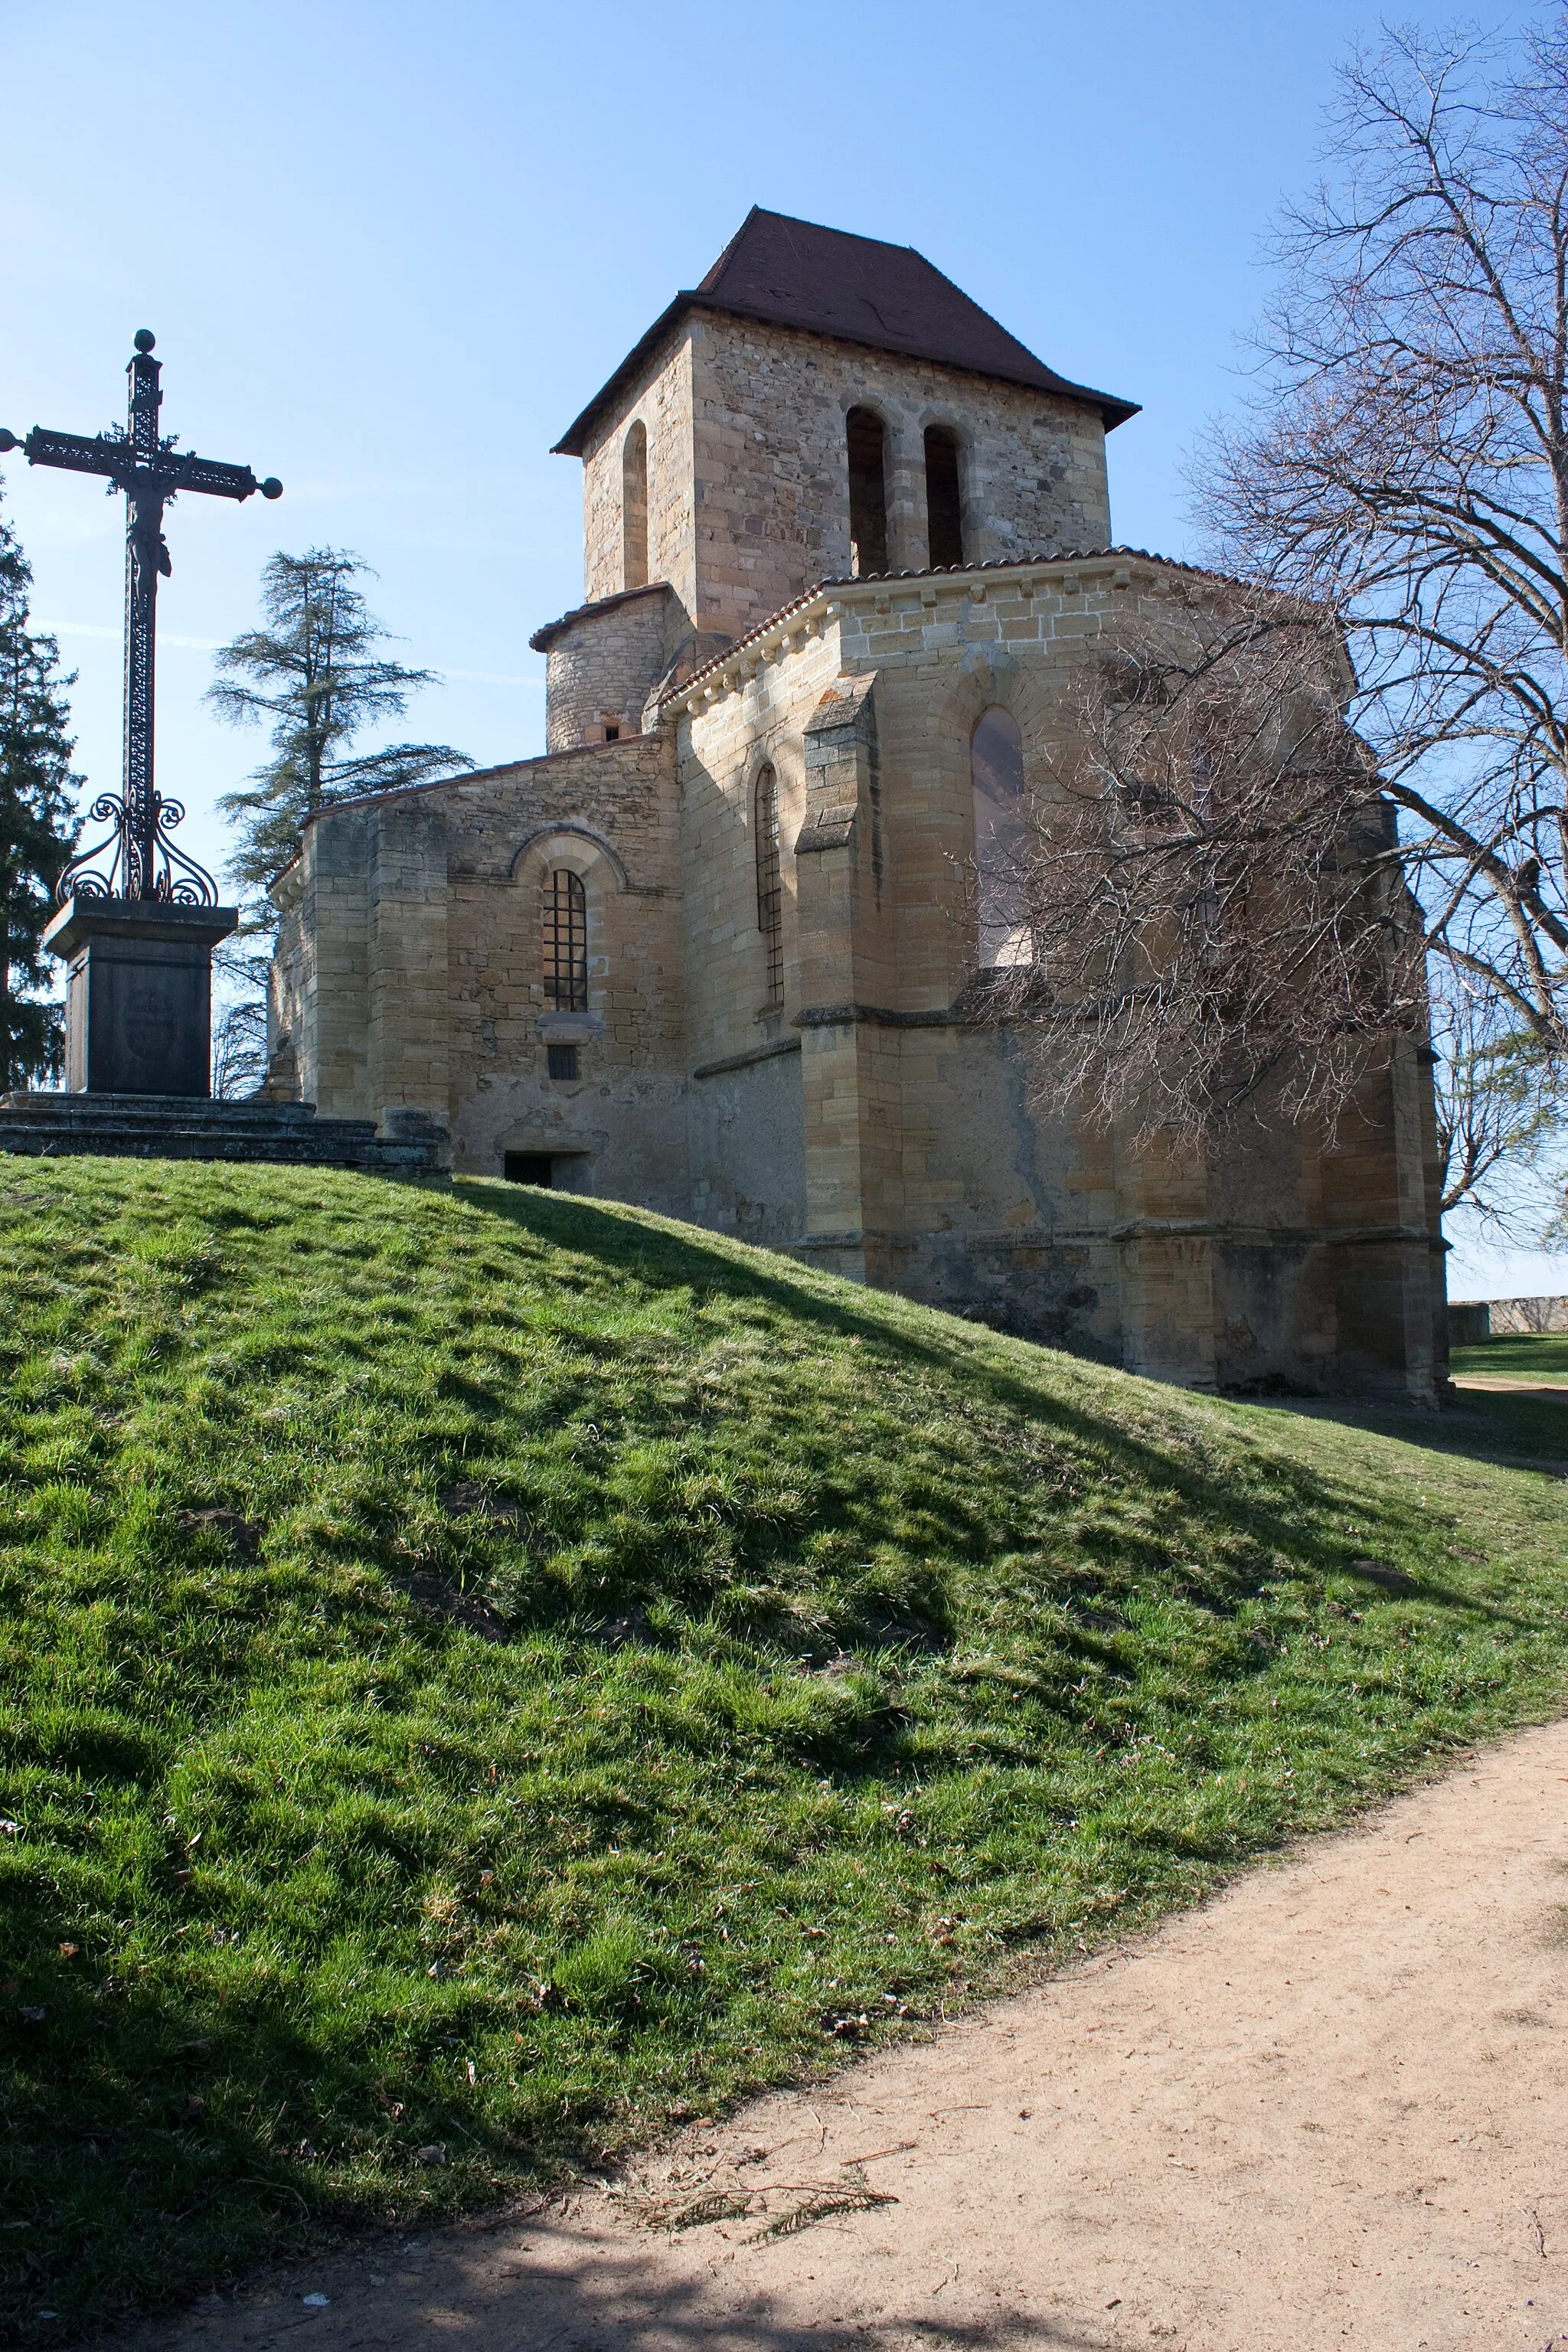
[[269, 207, 1447, 1399]]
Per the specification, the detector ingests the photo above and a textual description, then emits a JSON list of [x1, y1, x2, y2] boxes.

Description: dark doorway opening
[[846, 407, 889, 577], [924, 426, 963, 567], [504, 1152, 554, 1186]]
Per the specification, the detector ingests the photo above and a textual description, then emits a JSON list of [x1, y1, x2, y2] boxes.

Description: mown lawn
[[2, 1160, 1566, 2341], [1450, 1330, 1568, 1383]]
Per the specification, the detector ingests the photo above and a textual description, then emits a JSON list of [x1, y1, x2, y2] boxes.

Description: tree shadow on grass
[[1263, 1387, 1568, 1479], [454, 1187, 1540, 1631], [2, 1868, 1112, 2347]]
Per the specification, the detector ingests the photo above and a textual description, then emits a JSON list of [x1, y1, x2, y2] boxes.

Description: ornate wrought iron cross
[[0, 332, 281, 905]]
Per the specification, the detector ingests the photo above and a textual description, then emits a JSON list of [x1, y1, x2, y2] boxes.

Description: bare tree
[[1429, 969, 1561, 1224], [1200, 16, 1568, 1073], [981, 588, 1428, 1141]]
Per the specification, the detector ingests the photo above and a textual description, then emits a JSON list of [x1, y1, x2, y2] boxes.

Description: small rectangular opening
[[604, 724, 620, 742], [504, 1152, 554, 1186], [547, 1042, 580, 1081]]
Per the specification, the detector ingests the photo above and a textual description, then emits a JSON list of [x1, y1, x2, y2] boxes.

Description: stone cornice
[[658, 547, 1248, 718]]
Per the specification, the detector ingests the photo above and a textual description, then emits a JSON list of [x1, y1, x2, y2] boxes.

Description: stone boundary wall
[[1450, 1295, 1568, 1341]]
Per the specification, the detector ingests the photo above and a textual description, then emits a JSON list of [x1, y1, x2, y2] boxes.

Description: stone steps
[[0, 1093, 447, 1174]]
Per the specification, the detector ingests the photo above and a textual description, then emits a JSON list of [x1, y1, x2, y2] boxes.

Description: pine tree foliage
[[0, 495, 80, 1091], [209, 547, 472, 900]]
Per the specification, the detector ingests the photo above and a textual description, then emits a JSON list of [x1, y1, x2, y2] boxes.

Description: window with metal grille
[[753, 763, 783, 1004], [544, 869, 588, 1011], [547, 1042, 579, 1081]]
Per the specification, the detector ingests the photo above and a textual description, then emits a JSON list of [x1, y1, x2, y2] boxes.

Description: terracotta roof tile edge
[[292, 735, 659, 832], [657, 549, 1254, 710], [529, 578, 674, 653]]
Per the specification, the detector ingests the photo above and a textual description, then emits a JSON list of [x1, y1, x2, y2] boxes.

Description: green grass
[[3, 1161, 1566, 2341], [1451, 1330, 1568, 1383]]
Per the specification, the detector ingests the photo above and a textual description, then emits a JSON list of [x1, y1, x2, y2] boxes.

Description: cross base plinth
[[44, 896, 240, 1098]]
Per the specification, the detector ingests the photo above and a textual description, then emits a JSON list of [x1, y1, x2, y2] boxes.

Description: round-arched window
[[544, 868, 588, 1010], [754, 764, 783, 1005]]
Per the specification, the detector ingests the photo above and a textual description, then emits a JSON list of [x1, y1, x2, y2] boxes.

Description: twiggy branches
[[981, 595, 1426, 1140], [1200, 16, 1568, 1069]]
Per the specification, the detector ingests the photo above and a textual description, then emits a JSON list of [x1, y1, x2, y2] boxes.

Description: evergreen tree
[[0, 494, 80, 1092], [209, 547, 472, 901]]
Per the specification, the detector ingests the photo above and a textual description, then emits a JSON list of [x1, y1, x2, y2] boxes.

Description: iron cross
[[0, 331, 281, 905]]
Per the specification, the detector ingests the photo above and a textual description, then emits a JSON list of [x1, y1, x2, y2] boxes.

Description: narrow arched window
[[971, 707, 1031, 968], [846, 407, 888, 577], [924, 426, 963, 568], [544, 869, 588, 1010], [622, 420, 648, 590], [754, 763, 783, 1005]]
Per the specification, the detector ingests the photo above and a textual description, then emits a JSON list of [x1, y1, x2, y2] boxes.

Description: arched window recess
[[846, 407, 889, 577], [924, 425, 964, 568], [544, 868, 589, 1011], [754, 763, 783, 1007], [622, 421, 648, 590], [970, 707, 1033, 969]]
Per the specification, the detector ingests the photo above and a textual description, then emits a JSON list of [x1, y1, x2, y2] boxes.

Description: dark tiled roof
[[552, 207, 1138, 456]]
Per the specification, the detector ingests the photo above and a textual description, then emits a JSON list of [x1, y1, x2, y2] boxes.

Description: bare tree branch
[[1194, 15, 1568, 1075], [978, 592, 1426, 1143]]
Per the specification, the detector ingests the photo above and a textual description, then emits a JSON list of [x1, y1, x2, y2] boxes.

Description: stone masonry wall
[[668, 553, 1446, 1397], [580, 331, 697, 609], [690, 317, 1113, 638], [574, 313, 1113, 647], [274, 736, 692, 1210], [537, 582, 679, 751]]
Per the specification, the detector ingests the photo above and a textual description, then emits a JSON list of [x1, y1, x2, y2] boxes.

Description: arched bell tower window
[[545, 869, 589, 1010], [754, 763, 783, 1005], [846, 407, 889, 578], [622, 421, 648, 590], [971, 707, 1031, 968], [924, 426, 964, 568]]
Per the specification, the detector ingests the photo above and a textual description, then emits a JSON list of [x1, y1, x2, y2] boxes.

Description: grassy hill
[[3, 1160, 1566, 2340]]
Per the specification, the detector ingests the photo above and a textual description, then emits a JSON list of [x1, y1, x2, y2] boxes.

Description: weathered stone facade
[[576, 317, 1112, 639], [270, 213, 1448, 1400]]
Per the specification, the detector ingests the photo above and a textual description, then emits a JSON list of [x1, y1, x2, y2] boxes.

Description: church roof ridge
[[657, 547, 1251, 710], [551, 207, 1138, 456], [287, 735, 659, 839]]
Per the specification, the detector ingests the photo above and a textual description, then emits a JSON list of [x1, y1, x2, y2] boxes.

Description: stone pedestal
[[44, 897, 239, 1099]]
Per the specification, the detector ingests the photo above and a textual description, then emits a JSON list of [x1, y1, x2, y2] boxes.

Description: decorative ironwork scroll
[[0, 332, 281, 905]]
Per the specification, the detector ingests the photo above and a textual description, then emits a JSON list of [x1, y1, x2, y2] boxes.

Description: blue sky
[[2, 0, 1557, 1298]]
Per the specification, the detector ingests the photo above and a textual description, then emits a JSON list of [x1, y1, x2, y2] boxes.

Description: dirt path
[[1451, 1379, 1568, 1403], [139, 1721, 1568, 2352]]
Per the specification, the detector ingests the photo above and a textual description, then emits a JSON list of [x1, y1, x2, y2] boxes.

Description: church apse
[[270, 208, 1445, 1400]]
